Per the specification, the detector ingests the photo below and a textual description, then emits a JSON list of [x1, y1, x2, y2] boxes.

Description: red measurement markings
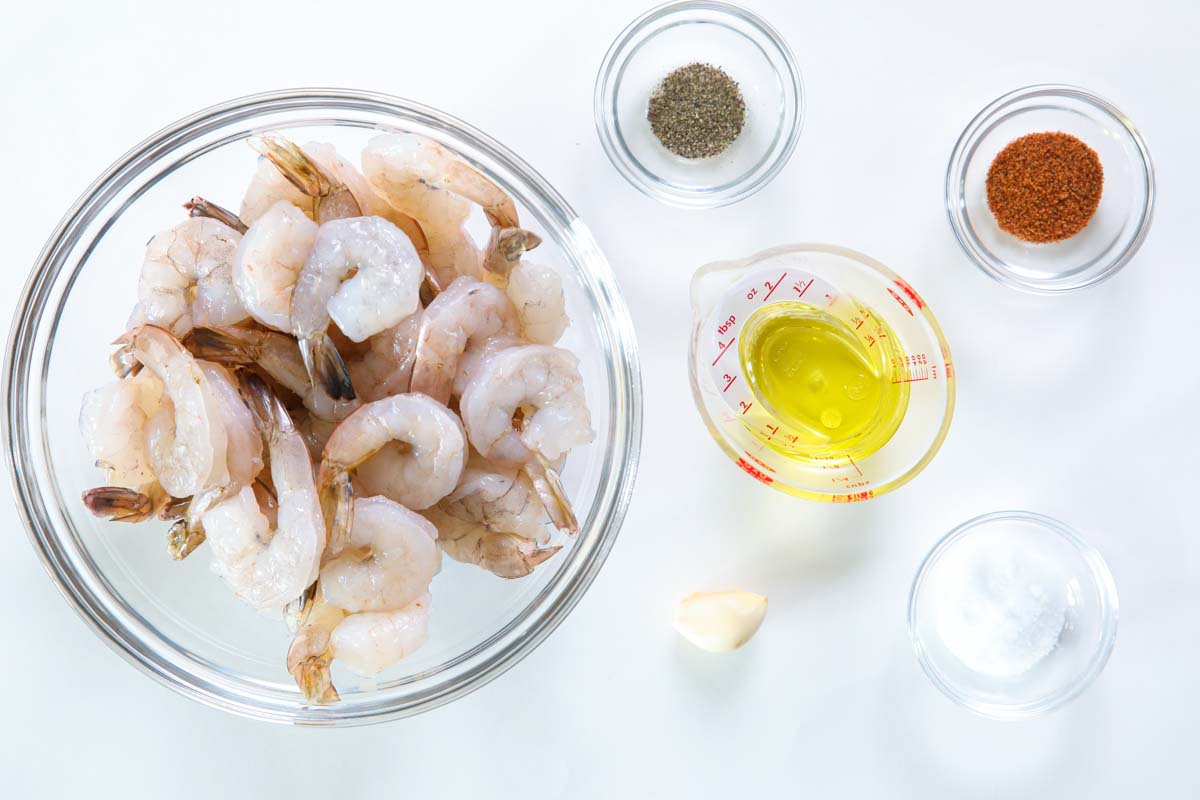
[[743, 452, 776, 472], [721, 373, 737, 392], [792, 278, 814, 299], [887, 287, 914, 317], [764, 424, 779, 440], [739, 400, 754, 415], [736, 457, 774, 485], [894, 278, 924, 309], [711, 337, 735, 366], [847, 455, 862, 477], [832, 490, 875, 504], [763, 272, 787, 302]]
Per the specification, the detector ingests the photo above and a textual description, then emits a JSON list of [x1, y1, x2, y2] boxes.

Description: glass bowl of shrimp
[[4, 88, 642, 725]]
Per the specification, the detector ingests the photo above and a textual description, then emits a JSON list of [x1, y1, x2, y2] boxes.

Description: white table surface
[[2, 0, 1197, 796]]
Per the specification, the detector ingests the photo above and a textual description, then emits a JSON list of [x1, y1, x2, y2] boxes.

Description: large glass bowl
[[3, 89, 642, 726]]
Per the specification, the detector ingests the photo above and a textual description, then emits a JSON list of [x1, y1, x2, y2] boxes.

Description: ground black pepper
[[986, 132, 1104, 243], [647, 63, 746, 159]]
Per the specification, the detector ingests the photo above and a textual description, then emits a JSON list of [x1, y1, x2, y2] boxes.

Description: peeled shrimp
[[122, 325, 228, 498], [198, 362, 263, 489], [202, 374, 325, 610], [127, 218, 248, 338], [506, 260, 568, 345], [442, 451, 552, 541], [423, 451, 561, 578], [79, 371, 163, 492], [291, 216, 424, 400], [460, 344, 593, 465], [363, 133, 539, 289], [459, 344, 592, 533], [233, 200, 318, 332], [330, 595, 431, 676], [319, 393, 467, 518], [321, 496, 440, 613], [426, 507, 558, 579], [409, 277, 517, 404], [286, 497, 437, 699], [452, 333, 522, 399], [242, 137, 365, 225], [346, 312, 421, 403]]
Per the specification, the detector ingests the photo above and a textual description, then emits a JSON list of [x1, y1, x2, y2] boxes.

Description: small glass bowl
[[945, 85, 1155, 294], [908, 511, 1119, 720], [4, 89, 643, 726], [594, 0, 803, 208]]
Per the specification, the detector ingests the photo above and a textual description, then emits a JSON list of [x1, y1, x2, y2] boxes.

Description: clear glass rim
[[907, 510, 1120, 720], [3, 87, 644, 726], [944, 83, 1156, 295], [593, 0, 804, 209]]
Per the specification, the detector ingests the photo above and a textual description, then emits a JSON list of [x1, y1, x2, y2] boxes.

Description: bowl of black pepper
[[945, 85, 1155, 294], [594, 0, 804, 208]]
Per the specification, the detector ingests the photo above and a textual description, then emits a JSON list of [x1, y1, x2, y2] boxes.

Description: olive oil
[[739, 301, 909, 460]]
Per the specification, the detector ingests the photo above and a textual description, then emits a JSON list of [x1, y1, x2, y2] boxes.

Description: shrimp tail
[[287, 593, 344, 704], [237, 370, 297, 438], [284, 582, 317, 635], [482, 226, 542, 282], [293, 657, 340, 705], [442, 159, 520, 230], [184, 196, 248, 234], [184, 326, 258, 365], [524, 457, 579, 535], [320, 472, 355, 562], [479, 534, 562, 579], [249, 134, 361, 222], [81, 487, 157, 523], [109, 344, 142, 378], [299, 332, 357, 401], [167, 519, 206, 560], [250, 134, 332, 200]]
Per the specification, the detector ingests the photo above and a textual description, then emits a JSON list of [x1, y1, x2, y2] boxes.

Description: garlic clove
[[673, 590, 768, 653]]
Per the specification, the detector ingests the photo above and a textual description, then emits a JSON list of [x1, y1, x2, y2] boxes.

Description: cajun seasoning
[[985, 132, 1104, 243], [647, 63, 746, 159]]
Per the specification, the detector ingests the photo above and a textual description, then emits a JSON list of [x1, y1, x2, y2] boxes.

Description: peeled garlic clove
[[673, 590, 768, 653]]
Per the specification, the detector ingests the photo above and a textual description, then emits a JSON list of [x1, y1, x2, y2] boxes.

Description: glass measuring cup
[[688, 244, 955, 501]]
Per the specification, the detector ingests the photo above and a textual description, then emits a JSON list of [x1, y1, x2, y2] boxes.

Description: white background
[[2, 0, 1197, 796]]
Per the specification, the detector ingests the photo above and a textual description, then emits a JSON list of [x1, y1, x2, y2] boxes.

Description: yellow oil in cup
[[739, 301, 910, 462], [689, 244, 955, 502]]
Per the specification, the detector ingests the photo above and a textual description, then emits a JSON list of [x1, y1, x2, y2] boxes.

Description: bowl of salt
[[908, 511, 1119, 719]]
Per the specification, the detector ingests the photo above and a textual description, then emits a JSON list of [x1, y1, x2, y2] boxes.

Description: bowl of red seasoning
[[946, 85, 1155, 293]]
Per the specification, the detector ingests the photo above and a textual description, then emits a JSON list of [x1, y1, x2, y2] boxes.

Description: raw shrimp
[[459, 344, 593, 465], [242, 136, 364, 225], [425, 450, 559, 578], [409, 277, 517, 404], [346, 312, 421, 403], [198, 362, 263, 488], [320, 496, 440, 613], [291, 216, 424, 400], [442, 450, 551, 542], [186, 326, 357, 422], [319, 393, 467, 518], [121, 325, 228, 498], [426, 507, 559, 579], [233, 200, 318, 332], [362, 133, 540, 289], [202, 374, 325, 610], [287, 590, 431, 700], [127, 217, 249, 338], [459, 344, 593, 533], [330, 595, 431, 676], [506, 260, 569, 345], [452, 333, 522, 399], [79, 371, 163, 492]]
